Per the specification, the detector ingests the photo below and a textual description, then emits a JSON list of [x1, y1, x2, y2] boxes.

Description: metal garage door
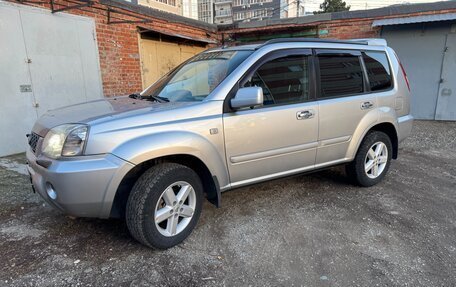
[[139, 37, 206, 88], [382, 22, 455, 120], [0, 1, 103, 156], [435, 33, 456, 120]]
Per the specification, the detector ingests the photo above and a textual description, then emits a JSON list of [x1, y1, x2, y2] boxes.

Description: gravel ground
[[0, 120, 455, 286]]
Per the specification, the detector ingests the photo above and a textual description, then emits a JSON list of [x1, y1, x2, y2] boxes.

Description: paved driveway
[[1, 120, 455, 286]]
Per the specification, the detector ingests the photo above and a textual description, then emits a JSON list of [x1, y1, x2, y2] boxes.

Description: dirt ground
[[0, 120, 455, 286]]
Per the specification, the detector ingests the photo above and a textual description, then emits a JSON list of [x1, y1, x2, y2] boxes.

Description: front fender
[[345, 107, 398, 160], [111, 131, 229, 188]]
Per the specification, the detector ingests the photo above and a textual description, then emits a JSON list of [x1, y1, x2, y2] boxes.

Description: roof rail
[[256, 37, 387, 49], [347, 38, 387, 46], [256, 38, 367, 49]]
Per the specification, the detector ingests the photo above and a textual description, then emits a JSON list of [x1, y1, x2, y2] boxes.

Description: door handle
[[361, 101, 374, 110], [297, 110, 314, 120]]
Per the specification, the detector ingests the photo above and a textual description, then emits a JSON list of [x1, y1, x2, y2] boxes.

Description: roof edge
[[100, 0, 218, 32]]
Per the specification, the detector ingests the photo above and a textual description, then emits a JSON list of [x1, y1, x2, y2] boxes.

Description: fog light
[[46, 182, 57, 200]]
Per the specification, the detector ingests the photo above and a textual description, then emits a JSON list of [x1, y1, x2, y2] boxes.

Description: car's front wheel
[[126, 163, 203, 249], [346, 131, 393, 187]]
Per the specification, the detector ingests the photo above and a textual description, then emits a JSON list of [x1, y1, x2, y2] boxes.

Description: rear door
[[315, 49, 380, 164], [223, 49, 319, 186]]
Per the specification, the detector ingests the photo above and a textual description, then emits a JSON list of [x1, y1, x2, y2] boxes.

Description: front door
[[223, 51, 318, 187]]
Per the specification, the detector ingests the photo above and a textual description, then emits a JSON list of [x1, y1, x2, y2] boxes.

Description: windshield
[[140, 50, 253, 102]]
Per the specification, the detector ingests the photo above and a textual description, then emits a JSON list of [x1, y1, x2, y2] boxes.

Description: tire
[[346, 131, 393, 187], [126, 163, 203, 249]]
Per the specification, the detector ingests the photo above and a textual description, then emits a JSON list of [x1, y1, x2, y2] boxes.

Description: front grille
[[28, 132, 40, 153]]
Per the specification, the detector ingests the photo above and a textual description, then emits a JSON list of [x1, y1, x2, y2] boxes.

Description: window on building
[[244, 55, 310, 105], [155, 0, 176, 6], [362, 51, 392, 92], [318, 53, 364, 98]]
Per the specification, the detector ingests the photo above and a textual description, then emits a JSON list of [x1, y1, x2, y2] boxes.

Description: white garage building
[[0, 1, 103, 156]]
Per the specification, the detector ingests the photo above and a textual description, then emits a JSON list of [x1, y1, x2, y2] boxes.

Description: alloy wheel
[[154, 181, 196, 237], [364, 141, 388, 179]]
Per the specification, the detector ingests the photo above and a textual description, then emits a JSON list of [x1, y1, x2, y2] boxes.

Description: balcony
[[214, 0, 232, 4], [215, 13, 233, 17]]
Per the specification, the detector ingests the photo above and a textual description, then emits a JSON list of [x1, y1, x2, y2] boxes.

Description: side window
[[362, 51, 392, 91], [244, 55, 309, 106], [318, 53, 364, 98]]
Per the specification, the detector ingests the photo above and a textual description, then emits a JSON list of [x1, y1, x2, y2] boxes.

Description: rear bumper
[[26, 148, 134, 218], [397, 114, 414, 143]]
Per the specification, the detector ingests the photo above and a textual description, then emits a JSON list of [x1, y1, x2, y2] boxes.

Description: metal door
[[20, 8, 103, 117], [0, 2, 103, 156], [381, 23, 449, 120], [139, 38, 205, 88], [0, 3, 38, 156], [435, 33, 456, 120]]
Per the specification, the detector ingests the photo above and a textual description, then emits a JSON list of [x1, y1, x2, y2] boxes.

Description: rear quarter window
[[362, 51, 392, 92]]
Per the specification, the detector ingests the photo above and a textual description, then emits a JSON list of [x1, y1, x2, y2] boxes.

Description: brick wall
[[11, 0, 218, 96], [225, 9, 456, 41], [318, 19, 380, 39]]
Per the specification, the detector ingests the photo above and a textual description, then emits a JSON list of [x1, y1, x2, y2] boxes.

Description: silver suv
[[26, 38, 413, 249]]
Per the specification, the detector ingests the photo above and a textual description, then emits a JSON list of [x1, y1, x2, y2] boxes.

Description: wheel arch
[[349, 120, 399, 161], [110, 154, 221, 218], [107, 131, 228, 218], [369, 122, 398, 159]]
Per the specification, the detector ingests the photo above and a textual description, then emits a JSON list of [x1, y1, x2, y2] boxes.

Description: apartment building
[[214, 0, 233, 24], [198, 0, 214, 23], [183, 0, 199, 19], [201, 0, 309, 24], [138, 0, 182, 15], [232, 0, 280, 22], [282, 0, 306, 18]]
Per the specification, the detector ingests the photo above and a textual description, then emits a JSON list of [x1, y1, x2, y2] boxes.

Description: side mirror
[[230, 87, 264, 110]]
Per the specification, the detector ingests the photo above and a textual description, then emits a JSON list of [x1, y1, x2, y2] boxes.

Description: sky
[[303, 0, 449, 13]]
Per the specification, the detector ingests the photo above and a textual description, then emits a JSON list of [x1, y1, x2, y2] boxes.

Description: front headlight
[[42, 124, 88, 159]]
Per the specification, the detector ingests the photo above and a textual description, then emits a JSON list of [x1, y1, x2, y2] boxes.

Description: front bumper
[[26, 148, 134, 218], [397, 114, 414, 143]]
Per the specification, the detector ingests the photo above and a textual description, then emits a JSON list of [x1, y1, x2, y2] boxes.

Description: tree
[[314, 0, 351, 14]]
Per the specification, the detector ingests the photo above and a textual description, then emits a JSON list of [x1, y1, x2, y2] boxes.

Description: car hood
[[32, 96, 196, 136]]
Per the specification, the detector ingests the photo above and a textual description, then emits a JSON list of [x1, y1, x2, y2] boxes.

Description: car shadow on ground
[[36, 165, 353, 250]]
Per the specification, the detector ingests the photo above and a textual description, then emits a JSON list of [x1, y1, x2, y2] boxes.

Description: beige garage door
[[139, 38, 206, 89]]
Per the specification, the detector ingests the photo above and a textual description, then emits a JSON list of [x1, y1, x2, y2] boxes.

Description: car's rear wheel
[[346, 131, 392, 187], [126, 163, 203, 249]]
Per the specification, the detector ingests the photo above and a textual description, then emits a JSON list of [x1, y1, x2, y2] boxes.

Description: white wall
[[0, 1, 103, 156]]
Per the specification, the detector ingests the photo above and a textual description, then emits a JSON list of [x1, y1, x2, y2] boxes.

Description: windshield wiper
[[143, 95, 169, 103], [129, 93, 142, 99], [129, 93, 169, 103]]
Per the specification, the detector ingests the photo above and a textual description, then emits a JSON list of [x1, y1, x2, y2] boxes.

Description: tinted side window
[[245, 55, 309, 105], [362, 51, 392, 91], [318, 53, 364, 98]]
